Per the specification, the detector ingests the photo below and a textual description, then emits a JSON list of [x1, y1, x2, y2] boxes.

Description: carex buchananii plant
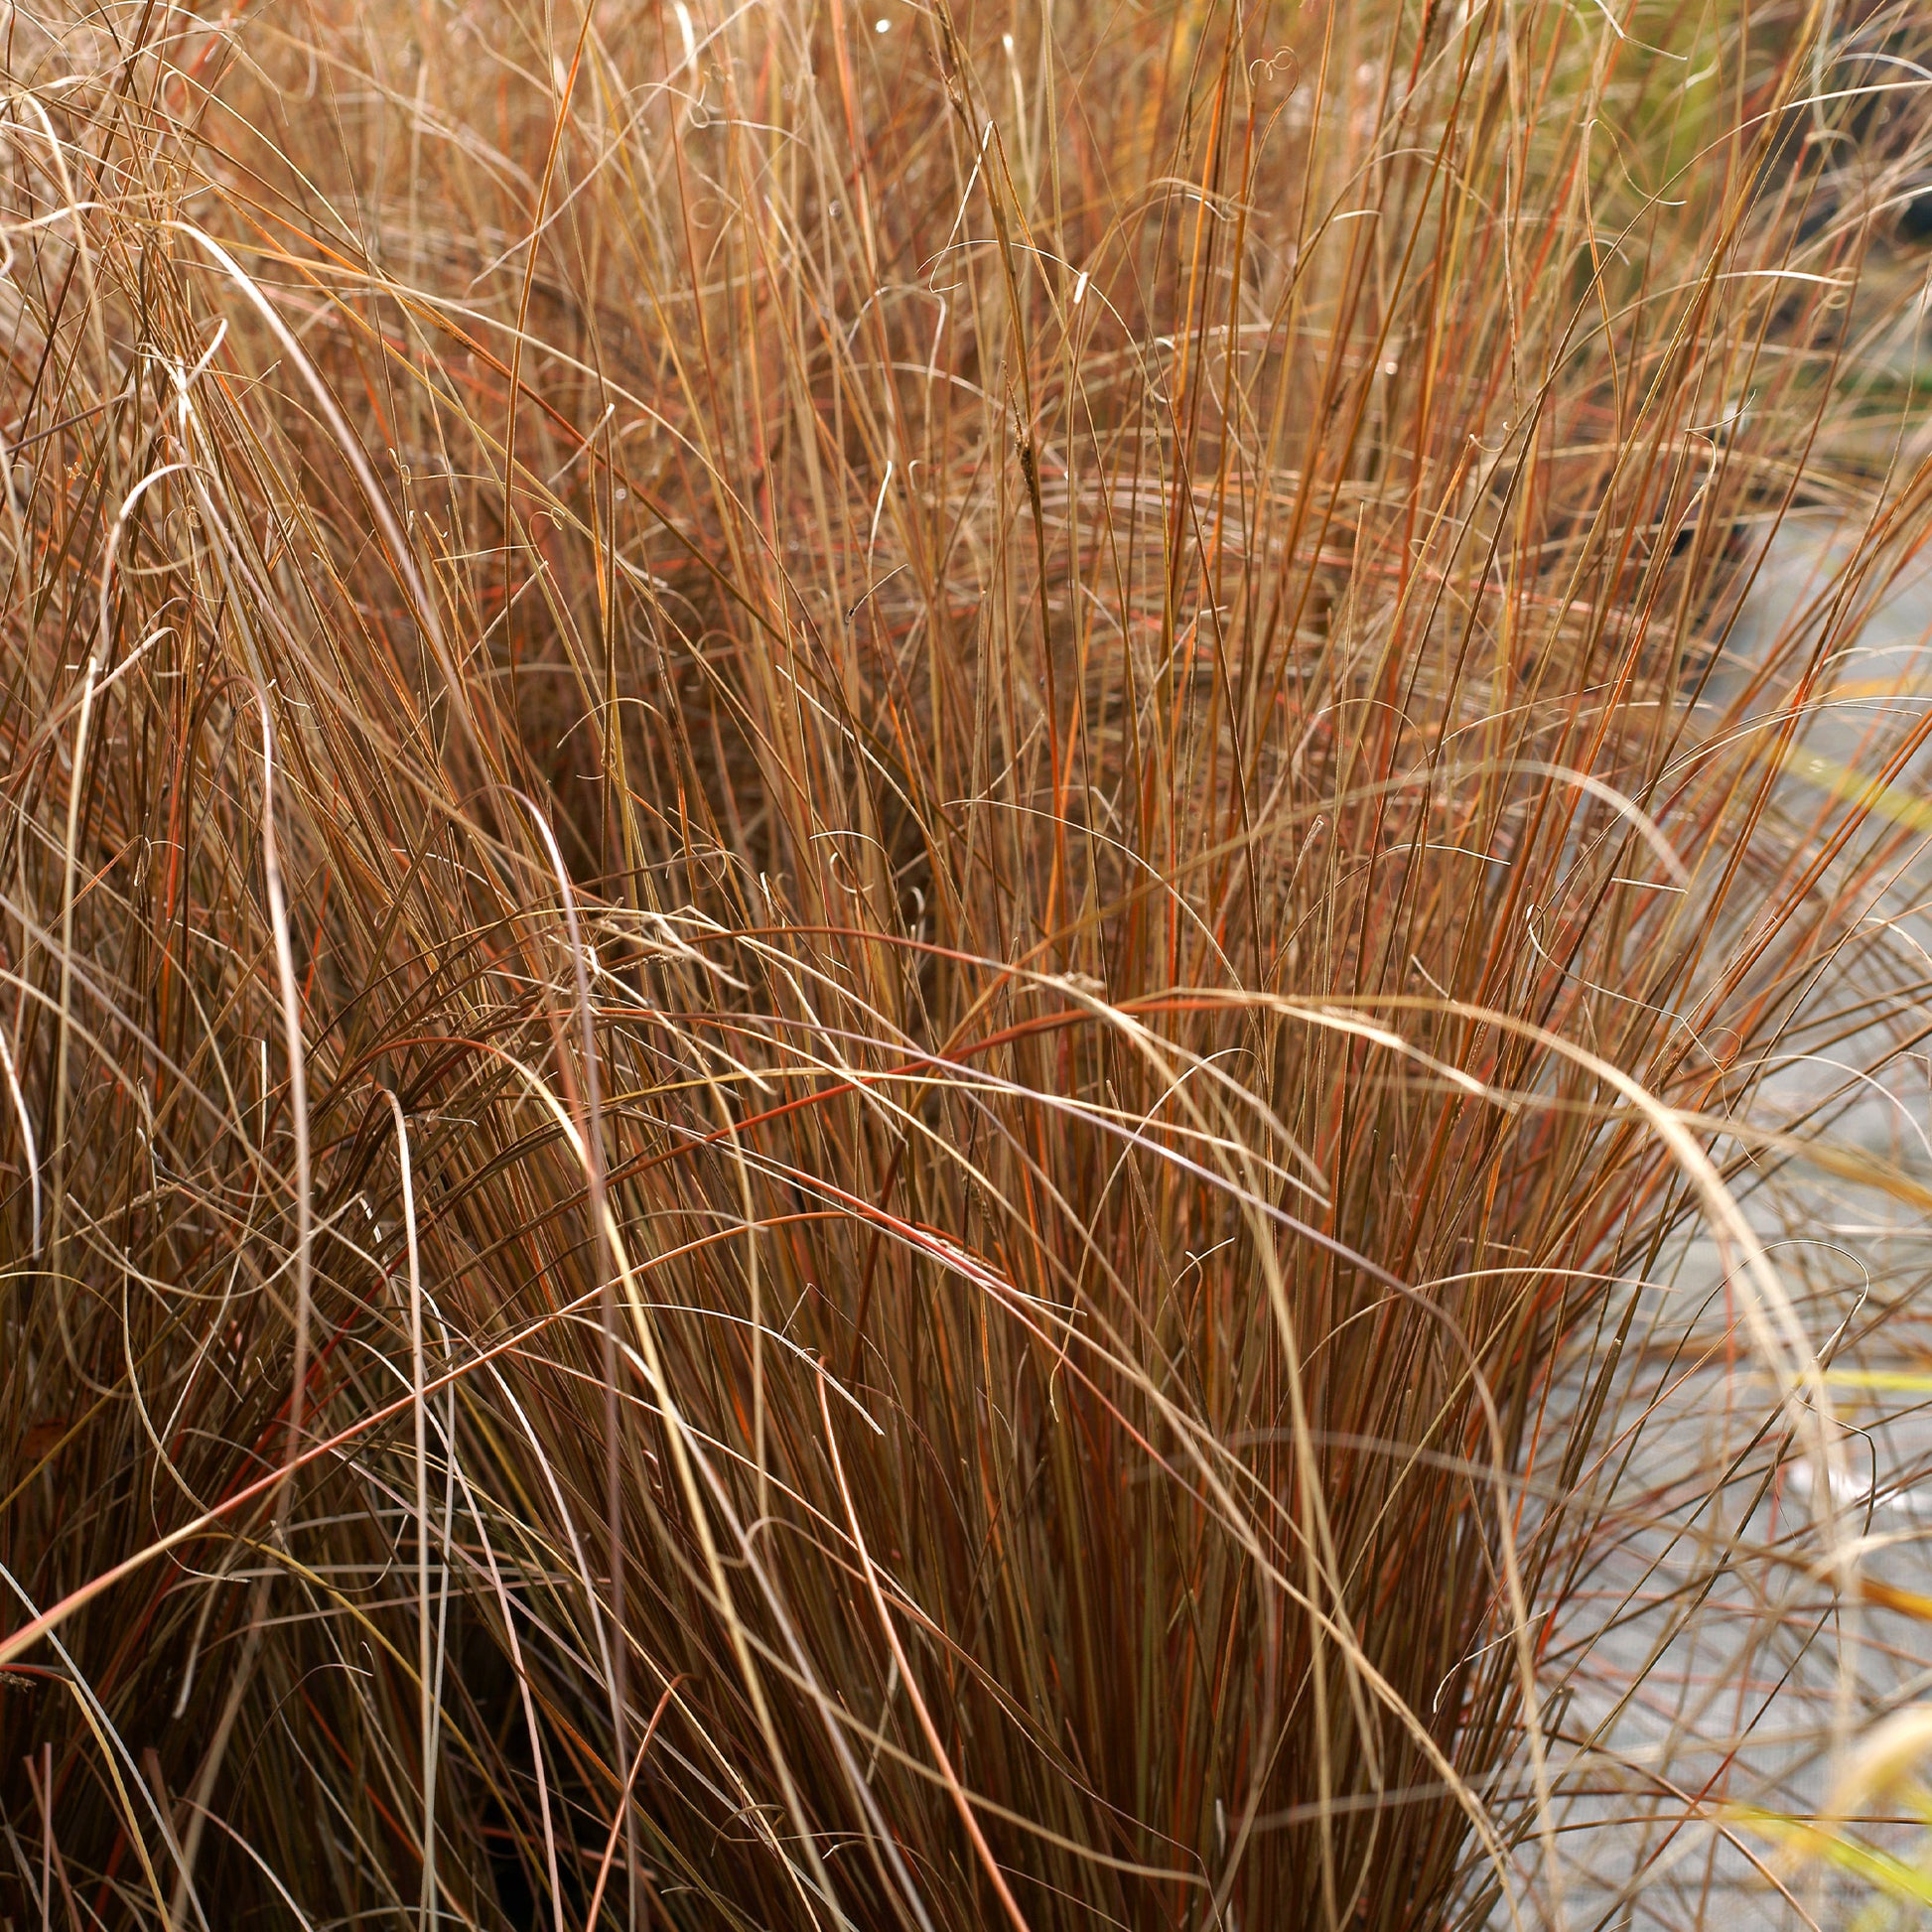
[[1, 0, 1930, 1925]]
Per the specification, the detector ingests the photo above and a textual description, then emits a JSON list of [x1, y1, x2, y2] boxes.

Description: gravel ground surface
[[1506, 505, 1932, 1930]]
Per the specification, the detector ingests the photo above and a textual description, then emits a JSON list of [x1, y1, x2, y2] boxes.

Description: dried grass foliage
[[1, 0, 1930, 1925]]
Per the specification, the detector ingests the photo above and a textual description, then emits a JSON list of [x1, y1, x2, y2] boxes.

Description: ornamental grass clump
[[1, 0, 1930, 1926]]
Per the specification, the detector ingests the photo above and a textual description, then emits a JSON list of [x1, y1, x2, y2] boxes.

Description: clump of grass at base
[[1, 0, 1929, 1927]]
